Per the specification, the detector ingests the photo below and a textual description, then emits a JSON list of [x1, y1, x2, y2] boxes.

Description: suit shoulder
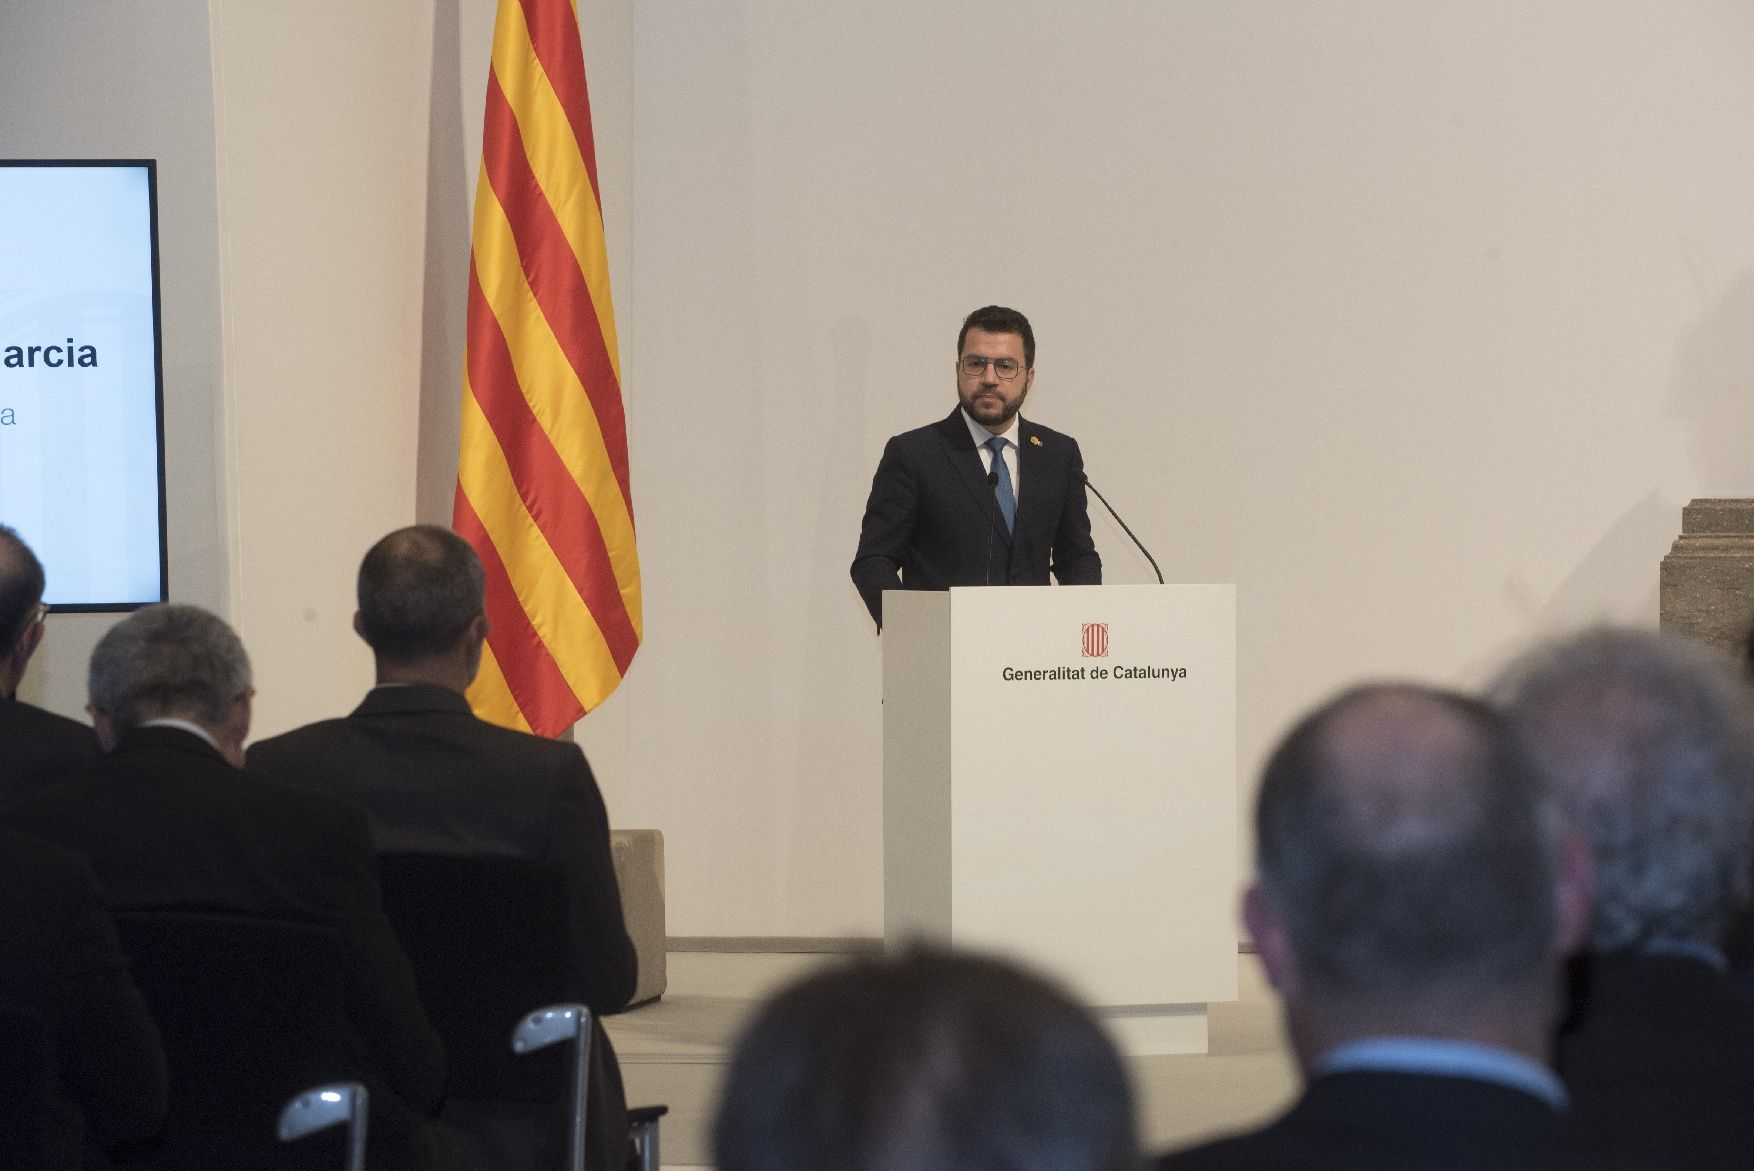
[[0, 698, 100, 751], [0, 826, 87, 885], [470, 717, 590, 772], [884, 413, 968, 450], [248, 718, 354, 757], [239, 764, 371, 830], [1019, 418, 1083, 449]]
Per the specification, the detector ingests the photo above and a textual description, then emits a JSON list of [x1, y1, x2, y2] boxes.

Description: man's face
[[956, 327, 1033, 434]]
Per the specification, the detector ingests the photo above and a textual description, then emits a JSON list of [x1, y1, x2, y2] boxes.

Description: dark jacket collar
[[349, 682, 474, 719], [116, 723, 229, 763], [934, 407, 1040, 449]]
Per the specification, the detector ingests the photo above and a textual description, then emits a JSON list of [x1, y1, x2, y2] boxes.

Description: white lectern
[[883, 584, 1237, 1055]]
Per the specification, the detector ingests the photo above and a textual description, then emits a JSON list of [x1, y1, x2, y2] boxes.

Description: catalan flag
[[452, 0, 641, 737]]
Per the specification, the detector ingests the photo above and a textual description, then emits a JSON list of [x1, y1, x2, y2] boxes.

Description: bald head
[[0, 525, 46, 659], [1255, 684, 1560, 1007]]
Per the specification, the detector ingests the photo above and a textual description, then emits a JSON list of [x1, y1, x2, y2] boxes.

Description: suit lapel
[[1013, 418, 1055, 554], [933, 410, 1012, 549]]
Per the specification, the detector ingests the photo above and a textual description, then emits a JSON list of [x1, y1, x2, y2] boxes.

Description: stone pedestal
[[611, 829, 667, 1006], [1660, 499, 1754, 662]]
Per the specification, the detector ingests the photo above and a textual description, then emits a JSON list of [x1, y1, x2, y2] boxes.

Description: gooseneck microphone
[[1083, 473, 1164, 584]]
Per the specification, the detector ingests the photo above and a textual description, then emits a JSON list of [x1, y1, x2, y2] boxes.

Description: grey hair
[[1492, 627, 1754, 953], [1256, 684, 1560, 1003], [88, 604, 252, 731]]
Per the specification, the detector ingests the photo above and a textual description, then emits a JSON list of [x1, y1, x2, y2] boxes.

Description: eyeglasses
[[959, 355, 1024, 380]]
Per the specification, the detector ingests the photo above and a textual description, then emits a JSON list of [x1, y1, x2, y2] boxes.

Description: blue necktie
[[985, 436, 1016, 535]]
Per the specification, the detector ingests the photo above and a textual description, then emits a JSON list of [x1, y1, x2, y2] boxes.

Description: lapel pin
[[1029, 435, 1043, 447]]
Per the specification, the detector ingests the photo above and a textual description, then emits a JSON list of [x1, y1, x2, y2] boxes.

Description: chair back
[[113, 910, 356, 1170], [375, 852, 570, 1102], [0, 1004, 64, 1169]]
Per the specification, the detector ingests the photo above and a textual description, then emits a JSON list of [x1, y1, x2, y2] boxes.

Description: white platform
[[882, 585, 1238, 1055]]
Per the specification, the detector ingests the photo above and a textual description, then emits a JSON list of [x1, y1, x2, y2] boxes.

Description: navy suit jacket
[[850, 409, 1101, 627], [248, 684, 638, 1171], [0, 696, 100, 806], [1156, 1070, 1601, 1170], [1, 726, 449, 1167], [1557, 951, 1754, 1169], [0, 828, 167, 1167]]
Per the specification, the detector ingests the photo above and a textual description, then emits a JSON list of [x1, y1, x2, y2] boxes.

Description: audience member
[[248, 525, 637, 1171], [714, 945, 1136, 1171], [0, 827, 167, 1169], [3, 604, 452, 1171], [0, 525, 99, 802], [1495, 627, 1754, 1169], [1157, 684, 1594, 1170]]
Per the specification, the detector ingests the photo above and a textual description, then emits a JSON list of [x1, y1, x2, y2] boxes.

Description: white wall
[[211, 0, 441, 733], [622, 1, 1754, 934], [13, 2, 1754, 939], [1, 0, 229, 714]]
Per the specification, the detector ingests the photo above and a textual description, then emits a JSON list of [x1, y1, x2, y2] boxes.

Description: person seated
[[249, 526, 637, 1171], [0, 827, 166, 1169], [0, 525, 99, 803], [1496, 627, 1754, 1169], [1157, 684, 1595, 1170], [4, 604, 453, 1171], [714, 945, 1137, 1171]]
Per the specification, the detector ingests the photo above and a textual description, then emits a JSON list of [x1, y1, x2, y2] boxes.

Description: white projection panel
[[0, 161, 166, 609]]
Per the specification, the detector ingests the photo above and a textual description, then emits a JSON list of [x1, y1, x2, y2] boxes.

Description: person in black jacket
[[4, 604, 452, 1171], [1157, 685, 1595, 1171], [249, 525, 638, 1171], [0, 827, 166, 1169], [850, 305, 1101, 628], [1497, 627, 1754, 1170], [0, 525, 99, 803]]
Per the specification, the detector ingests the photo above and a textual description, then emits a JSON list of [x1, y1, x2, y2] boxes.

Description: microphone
[[1083, 472, 1164, 585], [983, 470, 1000, 586]]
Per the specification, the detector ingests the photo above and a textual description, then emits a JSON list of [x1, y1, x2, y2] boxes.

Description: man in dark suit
[[1157, 685, 1595, 1170], [0, 525, 99, 802], [0, 827, 167, 1169], [1496, 628, 1754, 1170], [3, 604, 452, 1171], [850, 305, 1101, 628], [248, 525, 638, 1171]]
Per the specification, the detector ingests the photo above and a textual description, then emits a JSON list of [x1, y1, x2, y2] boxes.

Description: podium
[[882, 584, 1237, 1055]]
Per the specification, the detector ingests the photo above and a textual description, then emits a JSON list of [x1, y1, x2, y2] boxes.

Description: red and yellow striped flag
[[452, 0, 641, 737]]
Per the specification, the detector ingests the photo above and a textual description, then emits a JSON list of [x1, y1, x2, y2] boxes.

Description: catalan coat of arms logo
[[1081, 622, 1109, 658]]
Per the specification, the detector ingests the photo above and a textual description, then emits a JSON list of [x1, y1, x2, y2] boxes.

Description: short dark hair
[[1256, 684, 1559, 1004], [356, 526, 485, 662], [0, 525, 47, 657], [958, 305, 1035, 369], [88, 604, 252, 730], [714, 946, 1136, 1171]]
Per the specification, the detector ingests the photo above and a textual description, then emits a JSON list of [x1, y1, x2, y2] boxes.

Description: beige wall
[[2, 0, 229, 714], [12, 2, 1754, 938], [619, 0, 1754, 934], [211, 1, 441, 734]]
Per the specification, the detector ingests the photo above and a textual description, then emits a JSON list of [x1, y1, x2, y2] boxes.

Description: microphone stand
[[1083, 473, 1164, 584]]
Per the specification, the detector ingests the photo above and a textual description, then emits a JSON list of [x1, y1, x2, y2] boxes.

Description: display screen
[[0, 160, 167, 610]]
